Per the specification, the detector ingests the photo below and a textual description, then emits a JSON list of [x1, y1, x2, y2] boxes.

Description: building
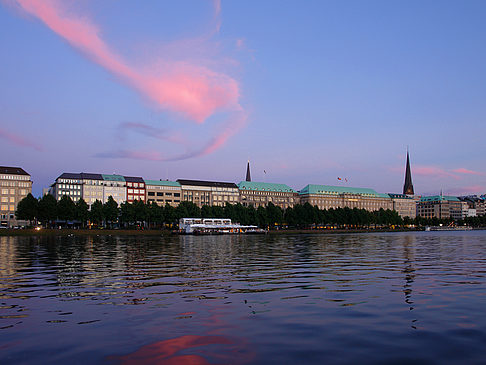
[[417, 195, 465, 220], [101, 174, 126, 206], [145, 180, 182, 206], [299, 184, 393, 211], [238, 181, 299, 209], [125, 176, 146, 203], [80, 173, 104, 207], [458, 196, 485, 217], [51, 173, 83, 202], [0, 166, 33, 227], [51, 172, 128, 207], [177, 179, 239, 207], [388, 193, 417, 219]]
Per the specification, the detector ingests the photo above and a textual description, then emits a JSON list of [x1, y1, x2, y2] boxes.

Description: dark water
[[1, 232, 486, 364]]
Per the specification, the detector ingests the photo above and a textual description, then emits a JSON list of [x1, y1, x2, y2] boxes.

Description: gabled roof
[[420, 195, 460, 202], [0, 166, 30, 176], [177, 179, 238, 189], [299, 184, 390, 198], [145, 179, 181, 187], [238, 181, 296, 193]]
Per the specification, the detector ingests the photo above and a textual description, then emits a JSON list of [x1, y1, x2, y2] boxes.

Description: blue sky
[[1, 0, 485, 197]]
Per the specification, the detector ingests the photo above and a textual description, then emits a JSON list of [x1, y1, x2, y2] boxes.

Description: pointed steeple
[[403, 149, 414, 195], [245, 160, 251, 182]]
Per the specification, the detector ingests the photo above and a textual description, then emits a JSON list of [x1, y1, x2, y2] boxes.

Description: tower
[[403, 149, 414, 195], [245, 160, 251, 182]]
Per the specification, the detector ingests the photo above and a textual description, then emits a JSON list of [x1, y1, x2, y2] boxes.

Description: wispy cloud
[[451, 168, 484, 176], [14, 0, 246, 160], [413, 166, 460, 179], [0, 128, 43, 151], [95, 111, 247, 162]]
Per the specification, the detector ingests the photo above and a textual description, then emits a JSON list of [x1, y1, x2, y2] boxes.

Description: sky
[[1, 0, 485, 197]]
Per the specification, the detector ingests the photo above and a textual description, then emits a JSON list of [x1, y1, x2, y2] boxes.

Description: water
[[1, 232, 486, 364]]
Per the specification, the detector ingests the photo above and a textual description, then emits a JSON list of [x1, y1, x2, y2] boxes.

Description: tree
[[90, 200, 104, 226], [75, 198, 89, 228], [57, 195, 76, 223], [16, 193, 38, 225], [103, 196, 119, 228], [38, 194, 57, 227]]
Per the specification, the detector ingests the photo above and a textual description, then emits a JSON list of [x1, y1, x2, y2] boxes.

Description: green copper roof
[[102, 174, 125, 182], [238, 181, 296, 193], [145, 179, 181, 187], [420, 195, 460, 202], [299, 184, 390, 198]]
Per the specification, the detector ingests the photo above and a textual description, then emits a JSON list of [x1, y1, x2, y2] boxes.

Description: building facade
[[51, 173, 83, 202], [238, 181, 298, 209], [0, 166, 32, 227], [417, 195, 465, 220], [125, 176, 146, 203], [177, 180, 239, 207], [388, 193, 418, 218], [299, 184, 393, 211], [145, 180, 182, 206], [102, 175, 127, 206]]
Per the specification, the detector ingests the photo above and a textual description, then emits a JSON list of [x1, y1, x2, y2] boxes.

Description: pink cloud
[[413, 165, 460, 180], [16, 0, 241, 124], [452, 168, 484, 176], [13, 0, 247, 163], [0, 128, 43, 151]]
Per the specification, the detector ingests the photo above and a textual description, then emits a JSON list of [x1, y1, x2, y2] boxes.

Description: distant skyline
[[1, 0, 485, 197]]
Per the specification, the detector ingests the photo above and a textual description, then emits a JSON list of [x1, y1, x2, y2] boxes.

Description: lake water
[[1, 232, 486, 364]]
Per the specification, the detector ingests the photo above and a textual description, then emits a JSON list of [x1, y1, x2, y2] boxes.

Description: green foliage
[[38, 194, 57, 227], [57, 195, 76, 221], [75, 198, 89, 227], [16, 193, 38, 223], [103, 196, 119, 228], [90, 200, 104, 225]]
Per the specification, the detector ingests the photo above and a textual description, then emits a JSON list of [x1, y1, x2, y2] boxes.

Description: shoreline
[[1, 227, 484, 237], [1, 227, 419, 237]]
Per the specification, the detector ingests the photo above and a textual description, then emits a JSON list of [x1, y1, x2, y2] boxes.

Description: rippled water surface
[[1, 232, 486, 364]]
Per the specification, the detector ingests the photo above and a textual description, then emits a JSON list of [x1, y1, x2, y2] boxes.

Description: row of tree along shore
[[15, 194, 486, 230]]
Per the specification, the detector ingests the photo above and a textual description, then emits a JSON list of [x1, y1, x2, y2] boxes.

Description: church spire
[[246, 160, 251, 182], [403, 148, 414, 195]]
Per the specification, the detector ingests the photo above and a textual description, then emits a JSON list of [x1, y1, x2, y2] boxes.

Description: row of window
[[127, 182, 145, 188], [1, 205, 15, 211], [0, 175, 30, 180], [1, 197, 15, 203], [147, 192, 181, 197]]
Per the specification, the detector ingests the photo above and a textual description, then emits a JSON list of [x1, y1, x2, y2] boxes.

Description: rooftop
[[0, 166, 30, 176], [124, 176, 144, 183], [177, 179, 238, 189], [238, 181, 296, 193], [299, 184, 390, 198], [102, 174, 125, 182], [420, 195, 460, 202], [145, 179, 181, 187]]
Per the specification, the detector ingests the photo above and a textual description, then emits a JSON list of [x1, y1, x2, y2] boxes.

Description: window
[[148, 192, 155, 196], [157, 192, 163, 197], [174, 193, 180, 197], [165, 192, 172, 196]]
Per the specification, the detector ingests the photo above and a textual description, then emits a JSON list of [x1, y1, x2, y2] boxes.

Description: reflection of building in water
[[0, 236, 18, 280], [401, 236, 417, 329]]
